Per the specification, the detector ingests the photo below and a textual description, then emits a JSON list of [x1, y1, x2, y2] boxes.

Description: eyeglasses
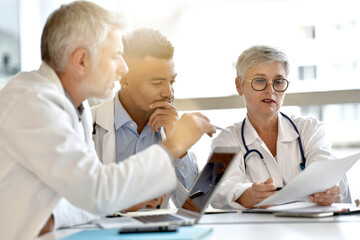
[[244, 78, 289, 92]]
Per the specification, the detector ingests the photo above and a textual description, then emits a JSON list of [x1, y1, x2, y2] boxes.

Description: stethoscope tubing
[[241, 112, 306, 171]]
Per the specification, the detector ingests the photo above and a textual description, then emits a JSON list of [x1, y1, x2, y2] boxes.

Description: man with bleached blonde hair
[[0, 1, 215, 239]]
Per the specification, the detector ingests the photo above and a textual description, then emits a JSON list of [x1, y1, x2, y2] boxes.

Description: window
[[298, 26, 316, 39], [0, 0, 20, 89], [298, 65, 317, 81]]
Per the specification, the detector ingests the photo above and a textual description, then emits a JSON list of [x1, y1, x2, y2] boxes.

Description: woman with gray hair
[[211, 45, 345, 209]]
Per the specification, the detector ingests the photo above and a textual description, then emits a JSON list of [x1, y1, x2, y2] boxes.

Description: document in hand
[[256, 152, 360, 207]]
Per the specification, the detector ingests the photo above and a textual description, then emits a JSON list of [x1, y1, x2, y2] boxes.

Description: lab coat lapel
[[277, 113, 299, 184], [245, 116, 282, 185], [94, 98, 116, 165]]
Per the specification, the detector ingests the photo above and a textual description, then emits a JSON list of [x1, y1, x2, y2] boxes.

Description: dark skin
[[38, 215, 54, 237], [118, 56, 185, 212]]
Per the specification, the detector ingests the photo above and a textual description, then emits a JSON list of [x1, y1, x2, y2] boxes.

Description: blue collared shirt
[[114, 96, 198, 189], [64, 90, 84, 122]]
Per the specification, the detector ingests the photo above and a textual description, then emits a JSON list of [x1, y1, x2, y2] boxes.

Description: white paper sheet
[[256, 152, 360, 207]]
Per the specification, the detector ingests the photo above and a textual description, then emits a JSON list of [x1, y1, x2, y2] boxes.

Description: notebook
[[96, 146, 240, 229]]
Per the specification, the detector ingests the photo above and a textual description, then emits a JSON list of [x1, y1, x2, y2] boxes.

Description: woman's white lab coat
[[0, 63, 177, 239], [210, 113, 347, 209]]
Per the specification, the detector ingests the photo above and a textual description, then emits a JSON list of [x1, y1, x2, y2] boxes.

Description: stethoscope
[[241, 112, 306, 172]]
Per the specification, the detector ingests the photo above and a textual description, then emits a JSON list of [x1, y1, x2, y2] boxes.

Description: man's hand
[[145, 195, 166, 209], [162, 112, 216, 159], [309, 185, 340, 206], [237, 178, 279, 208], [124, 194, 167, 212], [148, 100, 178, 135]]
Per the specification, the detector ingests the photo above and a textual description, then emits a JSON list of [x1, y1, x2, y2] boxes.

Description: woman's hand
[[237, 178, 279, 208], [309, 185, 340, 206]]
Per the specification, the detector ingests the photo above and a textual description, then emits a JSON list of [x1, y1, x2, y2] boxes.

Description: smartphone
[[119, 225, 178, 234]]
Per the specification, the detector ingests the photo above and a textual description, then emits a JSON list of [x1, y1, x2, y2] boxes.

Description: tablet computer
[[274, 211, 334, 218]]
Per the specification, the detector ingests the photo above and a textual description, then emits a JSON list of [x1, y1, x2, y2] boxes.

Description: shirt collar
[[114, 94, 134, 130], [277, 112, 299, 143], [244, 112, 298, 146], [64, 90, 83, 122], [243, 116, 260, 146]]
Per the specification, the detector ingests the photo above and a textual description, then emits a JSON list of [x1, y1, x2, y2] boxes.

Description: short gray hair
[[236, 45, 289, 83], [41, 1, 126, 72]]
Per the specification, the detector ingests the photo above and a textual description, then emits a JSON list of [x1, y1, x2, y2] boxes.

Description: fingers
[[251, 183, 277, 199], [149, 110, 178, 133], [162, 112, 216, 159], [148, 101, 178, 133], [189, 113, 216, 137], [190, 112, 211, 122], [263, 177, 275, 185], [124, 202, 148, 212], [158, 195, 166, 206], [309, 186, 340, 206], [149, 100, 175, 110], [252, 178, 276, 192], [145, 198, 161, 209], [237, 182, 278, 208], [145, 195, 167, 209], [248, 179, 277, 204]]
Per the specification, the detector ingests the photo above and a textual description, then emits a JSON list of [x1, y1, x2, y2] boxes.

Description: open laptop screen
[[180, 147, 237, 213]]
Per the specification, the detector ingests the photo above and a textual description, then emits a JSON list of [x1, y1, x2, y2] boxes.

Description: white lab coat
[[92, 98, 189, 207], [210, 113, 347, 209], [0, 63, 177, 239]]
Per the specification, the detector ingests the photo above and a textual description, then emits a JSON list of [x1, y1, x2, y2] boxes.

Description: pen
[[211, 124, 230, 132]]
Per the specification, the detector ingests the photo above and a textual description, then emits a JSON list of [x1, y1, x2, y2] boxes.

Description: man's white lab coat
[[0, 63, 176, 239]]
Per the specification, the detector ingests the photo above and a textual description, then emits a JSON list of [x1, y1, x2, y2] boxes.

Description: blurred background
[[1, 0, 359, 201]]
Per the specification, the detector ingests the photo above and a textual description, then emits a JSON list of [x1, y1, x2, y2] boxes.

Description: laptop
[[97, 146, 240, 229]]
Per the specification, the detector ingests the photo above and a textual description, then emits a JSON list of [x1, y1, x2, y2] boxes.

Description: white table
[[39, 212, 360, 240]]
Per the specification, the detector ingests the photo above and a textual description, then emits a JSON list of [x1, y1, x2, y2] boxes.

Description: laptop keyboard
[[134, 214, 183, 223]]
